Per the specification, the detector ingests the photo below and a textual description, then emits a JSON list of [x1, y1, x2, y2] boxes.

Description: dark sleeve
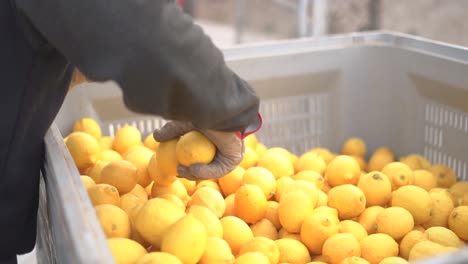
[[15, 0, 260, 132]]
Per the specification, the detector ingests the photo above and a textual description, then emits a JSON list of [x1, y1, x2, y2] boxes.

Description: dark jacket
[[1, 0, 259, 257]]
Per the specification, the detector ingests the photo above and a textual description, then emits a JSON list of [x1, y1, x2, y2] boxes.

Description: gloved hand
[[153, 114, 262, 180]]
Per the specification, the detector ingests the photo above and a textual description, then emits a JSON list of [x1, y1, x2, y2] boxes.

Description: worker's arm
[[15, 0, 260, 132]]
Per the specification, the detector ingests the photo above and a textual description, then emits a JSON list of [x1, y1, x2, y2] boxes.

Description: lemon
[[255, 143, 268, 157], [250, 218, 278, 240], [274, 176, 294, 202], [258, 153, 294, 179], [281, 180, 319, 208], [422, 191, 454, 228], [424, 226, 463, 248], [367, 147, 394, 172], [161, 214, 207, 264], [278, 191, 314, 233], [147, 154, 177, 187], [352, 155, 367, 172], [176, 131, 216, 167], [235, 252, 270, 264], [123, 145, 153, 159], [449, 181, 468, 201], [196, 180, 221, 192], [95, 204, 131, 238], [220, 216, 254, 255], [275, 238, 311, 264], [135, 252, 182, 264], [448, 205, 468, 240], [187, 205, 223, 238], [328, 184, 366, 220], [391, 185, 433, 225], [308, 147, 336, 164], [239, 147, 259, 169], [376, 207, 414, 240], [242, 166, 277, 199], [80, 175, 96, 189], [119, 193, 145, 216], [412, 170, 438, 191], [198, 237, 235, 264], [292, 170, 325, 189], [358, 206, 384, 234], [326, 155, 361, 186], [135, 198, 186, 248], [99, 136, 114, 150], [143, 134, 159, 151], [430, 164, 458, 188], [400, 154, 431, 170], [323, 233, 361, 264], [100, 160, 138, 194], [300, 210, 340, 254], [188, 186, 225, 218], [341, 137, 367, 157], [265, 201, 281, 229], [108, 238, 147, 264], [87, 183, 120, 207], [156, 138, 179, 177], [244, 134, 258, 149], [360, 234, 398, 264], [72, 117, 102, 140], [381, 162, 414, 190], [66, 132, 100, 170], [129, 184, 148, 202], [338, 220, 368, 241], [399, 230, 427, 260], [357, 172, 392, 207], [98, 149, 123, 162], [219, 166, 245, 197], [113, 125, 142, 154], [87, 160, 109, 184], [239, 237, 280, 264], [157, 194, 186, 210], [408, 240, 457, 262], [235, 184, 267, 224], [296, 153, 327, 175]]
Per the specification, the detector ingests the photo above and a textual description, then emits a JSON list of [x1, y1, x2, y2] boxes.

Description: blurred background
[[182, 0, 468, 48]]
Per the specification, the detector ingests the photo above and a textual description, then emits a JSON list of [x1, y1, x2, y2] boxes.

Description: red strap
[[236, 113, 263, 139]]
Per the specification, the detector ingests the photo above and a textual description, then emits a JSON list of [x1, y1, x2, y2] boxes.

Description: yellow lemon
[[281, 180, 319, 208], [198, 237, 235, 264], [88, 183, 120, 207], [129, 184, 148, 202], [135, 198, 186, 248], [218, 166, 245, 197], [156, 138, 179, 177], [275, 238, 311, 264], [274, 176, 294, 202], [449, 181, 468, 201], [357, 171, 392, 207], [265, 201, 281, 229], [220, 216, 254, 255], [278, 191, 314, 233], [147, 154, 177, 187], [391, 185, 433, 225], [292, 170, 325, 189], [87, 160, 109, 184], [119, 193, 145, 215], [99, 136, 114, 150], [424, 226, 463, 248], [188, 186, 225, 218], [399, 154, 431, 170], [328, 184, 366, 220], [367, 147, 394, 172], [255, 143, 268, 157], [448, 205, 468, 240], [242, 166, 277, 199], [176, 131, 216, 167], [157, 194, 186, 210], [422, 191, 454, 228], [376, 207, 414, 240], [296, 153, 327, 175], [239, 147, 259, 169], [323, 233, 361, 264], [381, 162, 414, 190], [341, 137, 367, 157], [95, 204, 131, 238], [244, 134, 258, 149], [360, 234, 398, 264], [263, 147, 295, 164], [72, 117, 101, 140], [408, 240, 457, 262], [80, 175, 96, 189], [258, 153, 294, 179], [235, 184, 267, 224], [326, 155, 361, 186], [358, 206, 384, 235], [151, 179, 189, 204], [430, 164, 458, 188], [98, 149, 123, 162], [339, 220, 368, 241], [399, 230, 427, 260], [143, 134, 159, 151], [239, 237, 280, 264], [250, 218, 278, 240], [178, 177, 196, 195], [100, 160, 138, 194], [112, 125, 142, 154], [66, 132, 100, 170], [412, 170, 438, 191], [352, 155, 367, 172], [308, 147, 336, 164], [125, 149, 153, 187], [107, 238, 147, 264], [300, 210, 340, 254], [135, 252, 181, 264], [187, 205, 223, 238], [161, 214, 207, 264], [196, 180, 221, 192]]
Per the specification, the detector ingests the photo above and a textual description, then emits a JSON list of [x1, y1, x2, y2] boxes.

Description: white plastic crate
[[40, 32, 468, 263]]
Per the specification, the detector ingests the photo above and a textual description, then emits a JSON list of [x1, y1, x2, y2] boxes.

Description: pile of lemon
[[64, 117, 468, 264]]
